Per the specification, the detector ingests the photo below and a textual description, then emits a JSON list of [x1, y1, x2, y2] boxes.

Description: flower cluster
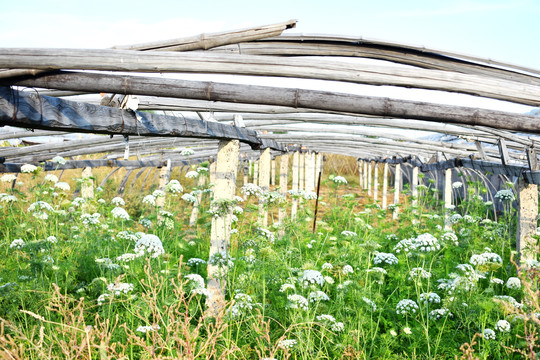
[[166, 179, 183, 194], [419, 292, 441, 305], [300, 269, 325, 287], [241, 183, 263, 197], [134, 234, 164, 258], [362, 297, 377, 311], [495, 319, 511, 332], [396, 299, 419, 315], [287, 294, 309, 311], [341, 230, 357, 237], [393, 233, 440, 253], [316, 314, 345, 332], [506, 277, 521, 290], [333, 176, 348, 184], [429, 308, 453, 320], [373, 252, 398, 265], [106, 282, 134, 296], [136, 324, 160, 333], [409, 267, 432, 281], [10, 239, 25, 249], [469, 250, 502, 267], [494, 189, 515, 202], [308, 290, 330, 302], [111, 207, 130, 220], [111, 197, 125, 206]]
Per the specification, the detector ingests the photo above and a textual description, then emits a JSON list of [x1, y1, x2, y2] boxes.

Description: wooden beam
[[5, 72, 540, 134], [516, 178, 538, 262], [113, 20, 297, 51], [0, 86, 284, 151], [1, 46, 539, 105]]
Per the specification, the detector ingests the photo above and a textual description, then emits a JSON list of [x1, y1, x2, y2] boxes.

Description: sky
[[0, 0, 538, 116]]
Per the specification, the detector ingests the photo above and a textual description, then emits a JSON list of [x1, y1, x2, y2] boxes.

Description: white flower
[[1, 174, 17, 183], [373, 252, 398, 265], [321, 262, 333, 271], [469, 252, 502, 266], [28, 201, 53, 213], [185, 274, 205, 289], [134, 234, 164, 258], [180, 148, 194, 156], [181, 193, 197, 203], [111, 197, 125, 206], [341, 231, 357, 237], [166, 179, 183, 194], [54, 182, 71, 191], [300, 269, 325, 287], [342, 265, 354, 275], [142, 195, 156, 206], [280, 283, 296, 292], [0, 193, 17, 203], [185, 171, 199, 179], [409, 267, 432, 280], [106, 282, 134, 295], [429, 308, 453, 320], [241, 183, 263, 197], [116, 253, 140, 262], [333, 176, 347, 184], [495, 319, 511, 332], [44, 174, 58, 183], [490, 277, 504, 285], [21, 164, 38, 173], [81, 213, 101, 226], [362, 297, 377, 311], [287, 294, 309, 311], [278, 339, 297, 349], [10, 239, 25, 249], [419, 292, 441, 305], [111, 207, 130, 220], [483, 328, 496, 340], [440, 232, 459, 246], [51, 156, 67, 165], [493, 295, 524, 310], [308, 290, 330, 302], [495, 189, 515, 202], [403, 327, 412, 335], [46, 236, 57, 244], [396, 299, 419, 315], [72, 197, 85, 207], [136, 324, 160, 333], [506, 277, 521, 290], [152, 190, 165, 198], [452, 181, 463, 189], [139, 218, 152, 229], [187, 258, 206, 266]]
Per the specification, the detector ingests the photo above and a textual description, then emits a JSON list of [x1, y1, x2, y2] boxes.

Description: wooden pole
[[258, 148, 271, 227], [393, 163, 401, 219], [156, 159, 171, 209], [206, 140, 239, 315], [253, 160, 259, 186], [373, 162, 379, 202], [382, 162, 388, 209], [299, 152, 305, 192], [411, 166, 419, 210], [363, 161, 368, 190], [189, 173, 206, 227], [80, 167, 94, 199], [291, 151, 299, 220], [312, 170, 323, 233], [517, 178, 538, 262], [358, 160, 363, 189], [367, 161, 372, 196], [305, 152, 315, 193], [243, 162, 249, 200], [444, 168, 452, 230], [278, 154, 289, 238], [271, 158, 276, 187]]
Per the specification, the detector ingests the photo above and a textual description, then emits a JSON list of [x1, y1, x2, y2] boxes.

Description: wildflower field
[[0, 161, 539, 359]]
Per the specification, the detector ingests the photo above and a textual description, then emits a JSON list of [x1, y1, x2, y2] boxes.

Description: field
[[0, 160, 538, 359]]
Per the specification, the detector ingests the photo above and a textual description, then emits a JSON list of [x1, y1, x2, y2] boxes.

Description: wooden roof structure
[[0, 19, 539, 182]]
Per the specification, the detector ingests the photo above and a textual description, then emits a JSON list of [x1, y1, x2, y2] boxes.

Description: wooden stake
[[382, 162, 388, 209], [258, 148, 271, 227], [367, 161, 372, 195], [444, 168, 452, 230], [392, 163, 401, 219], [373, 162, 379, 201], [81, 167, 94, 199], [206, 140, 239, 315], [278, 154, 289, 238], [189, 173, 206, 227], [358, 160, 363, 189], [291, 151, 299, 220], [156, 159, 171, 209], [517, 178, 538, 262], [312, 170, 323, 233], [271, 159, 276, 187], [363, 161, 368, 190], [299, 152, 305, 192], [411, 166, 419, 210], [253, 160, 259, 186]]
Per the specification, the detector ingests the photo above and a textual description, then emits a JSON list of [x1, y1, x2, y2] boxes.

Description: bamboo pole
[[206, 140, 239, 315]]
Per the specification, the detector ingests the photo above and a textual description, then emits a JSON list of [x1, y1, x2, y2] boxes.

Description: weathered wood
[[117, 169, 134, 195], [497, 138, 511, 166], [363, 161, 368, 190], [411, 166, 419, 210], [206, 140, 239, 314], [81, 167, 94, 199], [2, 47, 539, 105], [305, 152, 315, 193], [526, 147, 539, 171], [189, 173, 206, 227], [291, 151, 299, 220], [393, 163, 401, 219], [373, 162, 379, 202], [271, 159, 276, 186], [358, 160, 363, 188], [278, 154, 289, 237], [299, 152, 305, 192], [517, 178, 538, 262], [113, 20, 296, 51], [382, 162, 388, 209], [253, 160, 259, 186], [156, 159, 171, 209], [0, 86, 283, 151], [6, 72, 540, 134], [444, 169, 453, 230], [258, 148, 271, 227], [367, 161, 372, 196], [100, 167, 120, 188]]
